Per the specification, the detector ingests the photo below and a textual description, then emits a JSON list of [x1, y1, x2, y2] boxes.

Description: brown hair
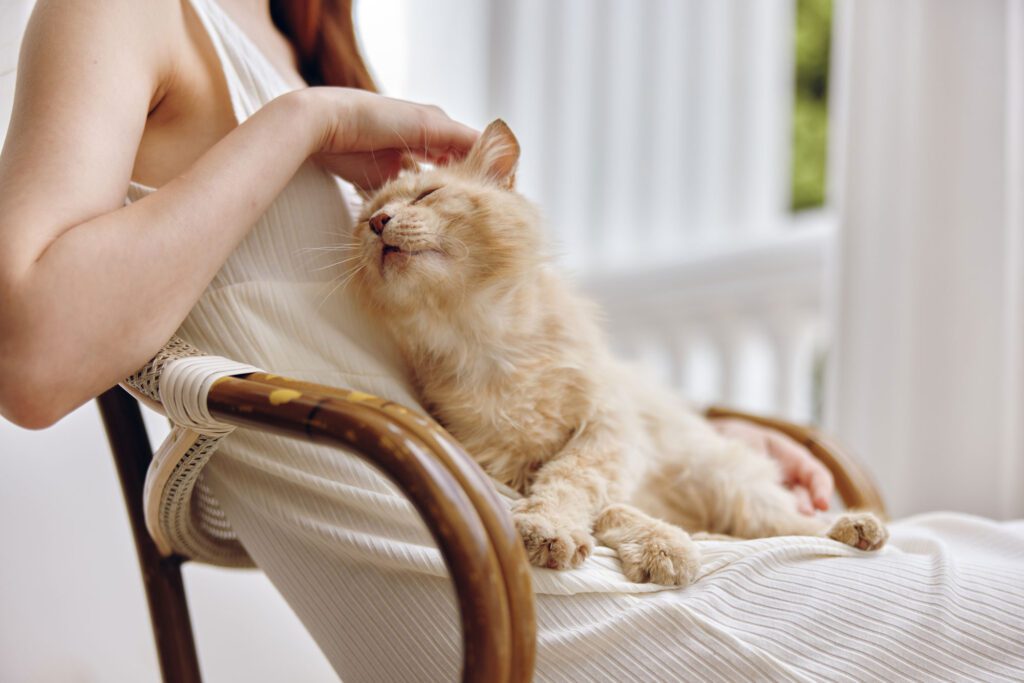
[[270, 0, 377, 91]]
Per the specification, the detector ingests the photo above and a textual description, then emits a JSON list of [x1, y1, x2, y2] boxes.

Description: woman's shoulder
[[2, 0, 215, 217], [26, 0, 184, 46], [23, 0, 185, 97], [21, 0, 240, 189]]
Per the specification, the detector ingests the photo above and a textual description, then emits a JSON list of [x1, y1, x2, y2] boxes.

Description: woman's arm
[[0, 1, 474, 429]]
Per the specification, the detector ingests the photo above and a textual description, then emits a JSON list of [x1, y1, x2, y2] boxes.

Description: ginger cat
[[351, 120, 887, 586]]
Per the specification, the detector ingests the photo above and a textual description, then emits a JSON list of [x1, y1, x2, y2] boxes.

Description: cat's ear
[[463, 119, 520, 189]]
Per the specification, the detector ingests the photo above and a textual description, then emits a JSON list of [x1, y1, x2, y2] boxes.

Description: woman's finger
[[410, 105, 479, 157], [766, 430, 834, 510], [791, 485, 815, 515], [358, 98, 478, 159], [807, 466, 834, 510], [315, 89, 479, 163], [765, 429, 810, 472]]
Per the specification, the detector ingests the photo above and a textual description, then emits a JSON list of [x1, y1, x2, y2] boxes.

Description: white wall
[[0, 2, 335, 680]]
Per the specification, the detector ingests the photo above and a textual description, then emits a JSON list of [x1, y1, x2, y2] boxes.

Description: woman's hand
[[710, 418, 834, 515], [300, 87, 479, 191]]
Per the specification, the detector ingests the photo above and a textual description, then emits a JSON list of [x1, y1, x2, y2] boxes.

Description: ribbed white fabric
[[126, 1, 1024, 680]]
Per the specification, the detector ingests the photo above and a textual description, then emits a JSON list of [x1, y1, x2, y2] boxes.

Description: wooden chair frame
[[98, 376, 885, 683]]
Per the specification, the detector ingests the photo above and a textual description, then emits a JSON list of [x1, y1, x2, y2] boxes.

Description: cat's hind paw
[[513, 512, 594, 570], [827, 512, 888, 551], [617, 527, 701, 587]]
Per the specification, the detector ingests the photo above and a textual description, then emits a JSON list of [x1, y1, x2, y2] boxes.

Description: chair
[[98, 376, 886, 683]]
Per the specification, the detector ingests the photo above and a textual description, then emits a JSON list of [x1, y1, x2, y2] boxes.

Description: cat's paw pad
[[513, 512, 594, 570], [827, 512, 888, 551], [618, 529, 701, 587]]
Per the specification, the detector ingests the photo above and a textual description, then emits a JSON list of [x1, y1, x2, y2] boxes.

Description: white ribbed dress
[[128, 1, 1024, 680]]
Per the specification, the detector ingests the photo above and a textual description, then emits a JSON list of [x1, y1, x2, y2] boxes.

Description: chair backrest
[[97, 387, 203, 683]]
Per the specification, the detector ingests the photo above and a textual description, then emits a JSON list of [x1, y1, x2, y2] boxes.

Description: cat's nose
[[369, 212, 391, 236]]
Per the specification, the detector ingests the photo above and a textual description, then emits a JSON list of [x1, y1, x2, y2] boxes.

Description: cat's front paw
[[827, 512, 888, 551], [513, 512, 594, 570], [617, 526, 701, 587]]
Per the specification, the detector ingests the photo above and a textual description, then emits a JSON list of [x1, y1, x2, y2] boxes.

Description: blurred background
[[2, 0, 1022, 680]]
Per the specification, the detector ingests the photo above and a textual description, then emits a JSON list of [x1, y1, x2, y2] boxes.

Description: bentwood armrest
[[205, 372, 536, 683], [705, 406, 887, 516]]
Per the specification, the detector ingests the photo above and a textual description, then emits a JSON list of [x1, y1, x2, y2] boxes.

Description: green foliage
[[791, 0, 832, 211]]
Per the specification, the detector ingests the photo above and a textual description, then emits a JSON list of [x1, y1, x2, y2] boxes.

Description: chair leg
[[98, 387, 203, 683]]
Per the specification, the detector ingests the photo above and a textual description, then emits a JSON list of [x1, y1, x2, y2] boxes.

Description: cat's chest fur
[[411, 352, 588, 492], [384, 272, 606, 492]]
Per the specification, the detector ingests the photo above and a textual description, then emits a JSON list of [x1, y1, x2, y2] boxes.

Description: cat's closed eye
[[411, 187, 440, 204]]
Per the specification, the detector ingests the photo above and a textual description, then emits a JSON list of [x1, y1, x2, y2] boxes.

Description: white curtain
[[828, 0, 1024, 519]]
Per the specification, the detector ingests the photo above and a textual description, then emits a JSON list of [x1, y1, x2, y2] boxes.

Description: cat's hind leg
[[735, 497, 889, 551], [651, 436, 888, 551], [708, 480, 890, 552], [594, 503, 701, 586], [701, 475, 889, 551]]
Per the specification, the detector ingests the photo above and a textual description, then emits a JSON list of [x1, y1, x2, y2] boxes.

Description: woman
[[2, 1, 1021, 680]]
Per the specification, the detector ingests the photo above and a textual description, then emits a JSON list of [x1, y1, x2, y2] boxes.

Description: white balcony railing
[[584, 215, 832, 422]]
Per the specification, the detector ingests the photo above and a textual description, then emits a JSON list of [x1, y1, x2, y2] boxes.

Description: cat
[[350, 119, 887, 586]]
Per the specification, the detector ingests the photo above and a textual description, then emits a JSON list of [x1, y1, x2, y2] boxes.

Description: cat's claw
[[513, 512, 594, 570], [827, 512, 888, 551]]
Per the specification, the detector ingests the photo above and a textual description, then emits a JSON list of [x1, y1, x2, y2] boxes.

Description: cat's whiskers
[[386, 123, 417, 165], [297, 243, 360, 254], [309, 254, 365, 272], [296, 242, 363, 272], [315, 262, 366, 312], [311, 229, 360, 240]]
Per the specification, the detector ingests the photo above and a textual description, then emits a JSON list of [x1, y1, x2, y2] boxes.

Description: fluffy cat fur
[[351, 120, 887, 586]]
